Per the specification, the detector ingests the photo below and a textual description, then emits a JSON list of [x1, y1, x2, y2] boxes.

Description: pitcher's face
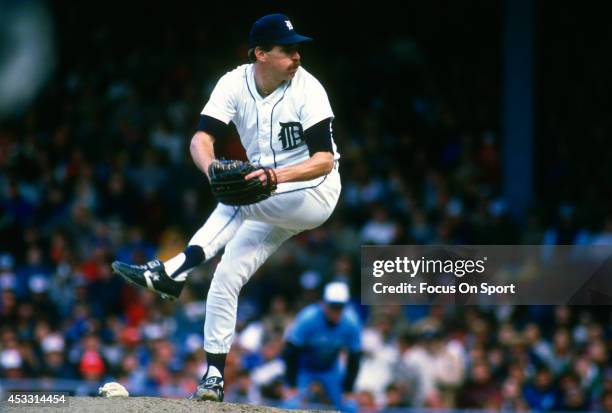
[[260, 44, 301, 81]]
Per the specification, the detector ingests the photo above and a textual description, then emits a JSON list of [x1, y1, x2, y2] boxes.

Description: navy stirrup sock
[[205, 352, 227, 377], [170, 245, 205, 278]]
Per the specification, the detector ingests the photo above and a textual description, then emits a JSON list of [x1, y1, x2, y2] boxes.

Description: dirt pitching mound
[[2, 397, 336, 413]]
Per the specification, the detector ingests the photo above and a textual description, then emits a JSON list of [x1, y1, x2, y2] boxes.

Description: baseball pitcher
[[111, 13, 341, 402]]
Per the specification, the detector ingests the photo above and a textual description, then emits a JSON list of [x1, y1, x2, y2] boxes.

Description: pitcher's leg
[[163, 203, 243, 279], [112, 203, 243, 300], [187, 204, 242, 263], [204, 221, 299, 353]]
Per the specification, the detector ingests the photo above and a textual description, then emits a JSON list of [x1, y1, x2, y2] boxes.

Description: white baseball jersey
[[201, 64, 340, 193]]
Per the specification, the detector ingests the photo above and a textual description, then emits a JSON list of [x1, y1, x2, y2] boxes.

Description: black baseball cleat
[[190, 375, 224, 402], [111, 259, 184, 301]]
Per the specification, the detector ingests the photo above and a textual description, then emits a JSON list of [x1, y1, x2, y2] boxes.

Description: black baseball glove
[[208, 159, 277, 206]]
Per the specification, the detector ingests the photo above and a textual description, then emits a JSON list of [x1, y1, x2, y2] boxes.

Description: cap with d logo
[[248, 14, 313, 48]]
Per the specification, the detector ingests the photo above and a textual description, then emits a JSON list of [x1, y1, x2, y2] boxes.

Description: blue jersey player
[[283, 282, 362, 412]]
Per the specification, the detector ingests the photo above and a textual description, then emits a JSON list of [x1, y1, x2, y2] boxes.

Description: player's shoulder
[[217, 64, 250, 86], [342, 305, 362, 329], [229, 63, 251, 77], [295, 303, 324, 324], [292, 66, 325, 90]]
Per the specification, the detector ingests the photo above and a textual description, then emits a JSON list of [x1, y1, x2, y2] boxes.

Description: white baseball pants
[[189, 167, 341, 353]]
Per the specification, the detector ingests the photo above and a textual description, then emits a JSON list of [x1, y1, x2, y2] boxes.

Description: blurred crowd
[[1, 3, 612, 412]]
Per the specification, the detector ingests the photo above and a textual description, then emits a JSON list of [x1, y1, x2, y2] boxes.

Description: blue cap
[[248, 14, 312, 48]]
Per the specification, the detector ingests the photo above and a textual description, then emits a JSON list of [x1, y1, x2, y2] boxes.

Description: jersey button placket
[[259, 102, 271, 165]]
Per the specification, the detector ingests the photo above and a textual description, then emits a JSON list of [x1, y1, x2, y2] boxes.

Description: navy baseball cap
[[248, 14, 312, 48]]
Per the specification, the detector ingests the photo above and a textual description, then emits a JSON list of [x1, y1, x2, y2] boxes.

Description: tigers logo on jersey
[[278, 122, 304, 150]]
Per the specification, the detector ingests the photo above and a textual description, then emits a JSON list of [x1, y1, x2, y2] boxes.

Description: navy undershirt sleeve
[[283, 342, 300, 387], [342, 351, 361, 392], [304, 117, 333, 156], [197, 115, 229, 139]]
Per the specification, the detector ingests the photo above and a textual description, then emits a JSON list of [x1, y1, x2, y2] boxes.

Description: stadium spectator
[[522, 366, 562, 411]]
